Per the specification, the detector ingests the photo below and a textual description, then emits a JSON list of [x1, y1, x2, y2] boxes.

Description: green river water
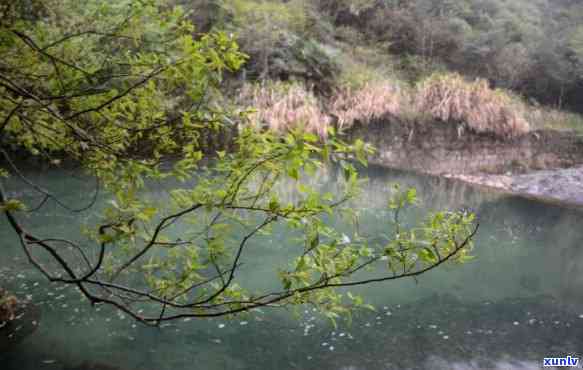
[[1, 165, 582, 370]]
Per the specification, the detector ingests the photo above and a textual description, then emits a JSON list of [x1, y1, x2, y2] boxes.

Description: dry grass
[[330, 82, 402, 130], [526, 107, 583, 133], [239, 73, 549, 139], [415, 73, 530, 138], [239, 82, 330, 138]]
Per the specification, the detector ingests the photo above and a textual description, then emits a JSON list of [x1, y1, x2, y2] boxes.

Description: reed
[[239, 82, 330, 137], [415, 73, 530, 138], [330, 82, 403, 130]]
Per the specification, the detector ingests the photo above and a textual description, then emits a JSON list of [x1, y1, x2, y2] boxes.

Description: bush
[[415, 73, 530, 138], [330, 82, 403, 129], [239, 82, 330, 137]]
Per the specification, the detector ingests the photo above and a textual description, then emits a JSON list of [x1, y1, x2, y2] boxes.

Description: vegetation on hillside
[[185, 0, 583, 135]]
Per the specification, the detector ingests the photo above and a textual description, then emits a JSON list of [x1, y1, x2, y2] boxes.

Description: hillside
[[185, 0, 583, 136]]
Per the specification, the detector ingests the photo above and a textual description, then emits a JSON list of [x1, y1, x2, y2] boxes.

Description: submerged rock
[[0, 301, 41, 352]]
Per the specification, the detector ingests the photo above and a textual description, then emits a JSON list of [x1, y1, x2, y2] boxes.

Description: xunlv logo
[[543, 356, 580, 367]]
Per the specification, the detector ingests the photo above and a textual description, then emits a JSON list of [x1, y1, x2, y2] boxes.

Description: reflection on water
[[1, 165, 583, 370]]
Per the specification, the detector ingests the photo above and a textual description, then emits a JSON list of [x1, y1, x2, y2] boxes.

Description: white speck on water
[[307, 356, 313, 360], [240, 321, 248, 326], [579, 314, 583, 319], [438, 331, 444, 335], [183, 318, 191, 322], [211, 339, 222, 344], [429, 325, 437, 329], [340, 234, 351, 244], [513, 321, 519, 326], [466, 331, 472, 335], [322, 342, 329, 346], [376, 316, 382, 320], [442, 335, 449, 340], [339, 333, 346, 337], [218, 323, 225, 329], [329, 346, 335, 351], [385, 311, 392, 316], [365, 322, 371, 327]]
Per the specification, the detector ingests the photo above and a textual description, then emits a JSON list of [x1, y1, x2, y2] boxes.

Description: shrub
[[239, 82, 330, 137], [330, 82, 403, 129], [415, 73, 530, 138]]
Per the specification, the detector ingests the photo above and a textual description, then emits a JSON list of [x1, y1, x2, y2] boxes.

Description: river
[[1, 164, 582, 370]]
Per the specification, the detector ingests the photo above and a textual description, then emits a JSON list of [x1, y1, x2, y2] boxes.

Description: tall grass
[[415, 73, 530, 138], [239, 73, 583, 139], [239, 82, 330, 137], [330, 83, 403, 130]]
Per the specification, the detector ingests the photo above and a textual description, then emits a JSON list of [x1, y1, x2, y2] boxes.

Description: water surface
[[1, 165, 582, 370]]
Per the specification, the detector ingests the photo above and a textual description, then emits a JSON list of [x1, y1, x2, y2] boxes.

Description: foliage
[[0, 0, 478, 324], [319, 0, 583, 113]]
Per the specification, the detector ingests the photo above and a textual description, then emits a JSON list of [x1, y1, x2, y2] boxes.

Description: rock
[[0, 302, 41, 352]]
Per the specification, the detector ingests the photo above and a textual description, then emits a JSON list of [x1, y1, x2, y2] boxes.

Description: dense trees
[[318, 0, 583, 112], [0, 0, 477, 324]]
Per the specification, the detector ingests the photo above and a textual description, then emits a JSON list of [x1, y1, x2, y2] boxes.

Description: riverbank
[[446, 166, 583, 208], [345, 116, 583, 207]]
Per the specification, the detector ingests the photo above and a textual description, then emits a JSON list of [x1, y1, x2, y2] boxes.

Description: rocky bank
[[346, 116, 583, 207]]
